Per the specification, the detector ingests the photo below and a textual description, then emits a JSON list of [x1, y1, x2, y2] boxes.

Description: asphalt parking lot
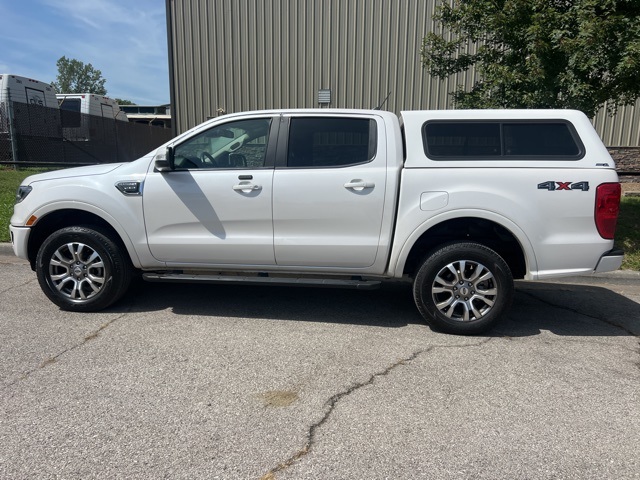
[[1, 246, 639, 480]]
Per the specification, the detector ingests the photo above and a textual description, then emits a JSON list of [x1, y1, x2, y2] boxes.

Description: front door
[[143, 116, 277, 266]]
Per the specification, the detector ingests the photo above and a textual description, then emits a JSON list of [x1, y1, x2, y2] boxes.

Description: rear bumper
[[594, 248, 624, 273]]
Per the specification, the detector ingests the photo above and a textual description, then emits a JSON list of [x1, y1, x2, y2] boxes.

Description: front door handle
[[233, 182, 262, 192], [344, 180, 375, 191]]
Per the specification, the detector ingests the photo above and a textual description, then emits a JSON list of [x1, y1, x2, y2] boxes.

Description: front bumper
[[9, 225, 30, 260], [594, 248, 624, 273]]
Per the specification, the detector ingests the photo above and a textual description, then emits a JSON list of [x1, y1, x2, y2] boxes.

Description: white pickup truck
[[10, 109, 623, 334]]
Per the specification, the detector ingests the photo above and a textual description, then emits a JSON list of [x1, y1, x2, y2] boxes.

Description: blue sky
[[0, 0, 169, 105]]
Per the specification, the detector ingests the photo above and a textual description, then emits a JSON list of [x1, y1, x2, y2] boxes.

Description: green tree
[[114, 98, 135, 105], [52, 56, 107, 95], [421, 0, 640, 117]]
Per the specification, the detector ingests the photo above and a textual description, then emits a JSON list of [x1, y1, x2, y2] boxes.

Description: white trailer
[[0, 74, 59, 140], [57, 93, 128, 122], [0, 73, 58, 106], [57, 93, 128, 142]]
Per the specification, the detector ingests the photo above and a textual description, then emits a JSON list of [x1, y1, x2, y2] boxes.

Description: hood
[[23, 163, 124, 185]]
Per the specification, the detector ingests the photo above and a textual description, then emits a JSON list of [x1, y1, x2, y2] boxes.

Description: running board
[[142, 273, 382, 290]]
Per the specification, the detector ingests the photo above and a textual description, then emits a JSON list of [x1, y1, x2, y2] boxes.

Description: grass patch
[[616, 196, 640, 271], [0, 167, 51, 242], [2, 167, 640, 272]]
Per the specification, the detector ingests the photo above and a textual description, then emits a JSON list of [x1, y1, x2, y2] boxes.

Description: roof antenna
[[374, 91, 392, 110]]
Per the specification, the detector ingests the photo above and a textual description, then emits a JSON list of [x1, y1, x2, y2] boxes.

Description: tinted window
[[424, 123, 500, 157], [59, 98, 82, 128], [287, 118, 377, 168], [59, 98, 81, 112], [423, 121, 583, 160], [503, 123, 580, 156]]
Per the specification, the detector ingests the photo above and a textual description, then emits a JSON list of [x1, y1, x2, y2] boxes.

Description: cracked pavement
[[1, 251, 639, 479]]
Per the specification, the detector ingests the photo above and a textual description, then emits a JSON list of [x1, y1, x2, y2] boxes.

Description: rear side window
[[287, 117, 377, 168], [423, 121, 583, 160]]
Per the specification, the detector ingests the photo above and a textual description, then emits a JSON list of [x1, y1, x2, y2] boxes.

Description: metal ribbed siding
[[166, 0, 638, 147], [167, 0, 465, 133], [593, 100, 640, 147]]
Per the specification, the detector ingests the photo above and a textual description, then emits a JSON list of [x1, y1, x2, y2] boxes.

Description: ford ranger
[[10, 109, 623, 334]]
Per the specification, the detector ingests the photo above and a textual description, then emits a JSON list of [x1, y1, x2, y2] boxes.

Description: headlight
[[15, 185, 32, 204]]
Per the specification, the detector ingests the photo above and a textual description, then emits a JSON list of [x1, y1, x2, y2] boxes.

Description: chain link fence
[[0, 101, 173, 166]]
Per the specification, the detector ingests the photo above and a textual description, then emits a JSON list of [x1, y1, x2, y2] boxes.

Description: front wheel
[[413, 242, 514, 335], [36, 226, 132, 311]]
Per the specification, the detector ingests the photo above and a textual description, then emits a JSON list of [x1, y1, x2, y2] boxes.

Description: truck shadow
[[118, 279, 640, 337], [123, 280, 421, 328], [499, 282, 640, 337]]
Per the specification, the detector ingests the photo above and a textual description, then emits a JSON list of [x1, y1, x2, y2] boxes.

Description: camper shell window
[[422, 120, 584, 160]]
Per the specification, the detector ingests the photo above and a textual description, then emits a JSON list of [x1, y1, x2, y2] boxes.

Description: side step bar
[[142, 273, 382, 290]]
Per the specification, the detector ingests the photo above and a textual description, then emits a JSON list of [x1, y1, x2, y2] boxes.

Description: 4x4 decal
[[537, 181, 589, 191]]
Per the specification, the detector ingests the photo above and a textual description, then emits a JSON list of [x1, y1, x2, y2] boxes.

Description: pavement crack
[[260, 338, 492, 479], [3, 311, 129, 389], [516, 291, 640, 377], [0, 278, 37, 296], [520, 290, 638, 336], [539, 336, 638, 354]]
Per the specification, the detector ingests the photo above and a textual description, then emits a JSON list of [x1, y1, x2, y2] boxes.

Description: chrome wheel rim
[[48, 242, 106, 301], [431, 260, 497, 322]]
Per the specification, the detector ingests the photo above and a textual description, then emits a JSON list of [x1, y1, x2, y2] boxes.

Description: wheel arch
[[27, 207, 140, 270], [393, 211, 535, 280]]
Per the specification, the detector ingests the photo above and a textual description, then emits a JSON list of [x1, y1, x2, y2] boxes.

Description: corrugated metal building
[[165, 0, 639, 150]]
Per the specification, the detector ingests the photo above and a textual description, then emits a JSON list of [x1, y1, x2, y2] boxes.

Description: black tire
[[36, 226, 132, 312], [413, 242, 514, 335]]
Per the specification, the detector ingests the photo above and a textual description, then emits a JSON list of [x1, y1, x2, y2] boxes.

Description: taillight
[[595, 183, 621, 239]]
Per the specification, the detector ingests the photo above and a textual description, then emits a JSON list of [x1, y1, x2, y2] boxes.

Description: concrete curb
[[595, 269, 640, 279]]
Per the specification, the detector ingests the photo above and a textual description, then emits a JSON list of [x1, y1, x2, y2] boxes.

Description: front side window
[[287, 117, 377, 168], [174, 118, 271, 169], [423, 121, 583, 160]]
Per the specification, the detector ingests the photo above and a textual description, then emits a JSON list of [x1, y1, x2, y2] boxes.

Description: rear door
[[272, 114, 387, 268]]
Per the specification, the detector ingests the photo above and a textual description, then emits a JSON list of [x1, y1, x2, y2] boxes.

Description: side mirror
[[154, 146, 175, 172]]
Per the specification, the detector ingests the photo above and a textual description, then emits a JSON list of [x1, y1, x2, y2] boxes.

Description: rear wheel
[[413, 242, 514, 335], [36, 226, 132, 311]]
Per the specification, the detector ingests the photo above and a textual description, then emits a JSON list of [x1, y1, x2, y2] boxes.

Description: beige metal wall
[[593, 100, 640, 147], [166, 0, 639, 147]]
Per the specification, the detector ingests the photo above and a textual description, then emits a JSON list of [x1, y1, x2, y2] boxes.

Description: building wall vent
[[318, 89, 331, 105]]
